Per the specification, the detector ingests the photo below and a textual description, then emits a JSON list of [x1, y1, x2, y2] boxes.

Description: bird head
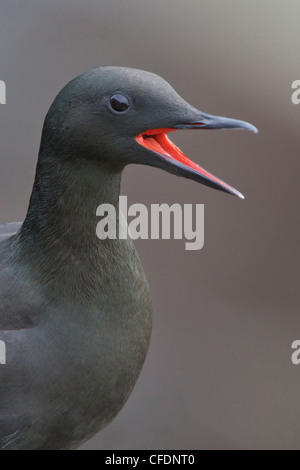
[[43, 66, 258, 198]]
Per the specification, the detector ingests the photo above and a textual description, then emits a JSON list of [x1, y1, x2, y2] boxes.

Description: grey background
[[0, 0, 299, 450]]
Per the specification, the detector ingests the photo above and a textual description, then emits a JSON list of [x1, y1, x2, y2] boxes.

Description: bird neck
[[15, 148, 124, 298]]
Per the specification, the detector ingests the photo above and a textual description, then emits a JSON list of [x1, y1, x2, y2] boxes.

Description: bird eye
[[110, 94, 130, 112]]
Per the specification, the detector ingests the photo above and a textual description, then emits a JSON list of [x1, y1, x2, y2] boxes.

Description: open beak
[[136, 112, 258, 199]]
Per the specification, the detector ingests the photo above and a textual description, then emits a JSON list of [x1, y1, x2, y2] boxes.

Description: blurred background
[[0, 0, 299, 450]]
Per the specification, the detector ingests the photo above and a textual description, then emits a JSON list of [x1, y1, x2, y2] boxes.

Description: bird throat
[[15, 149, 124, 298]]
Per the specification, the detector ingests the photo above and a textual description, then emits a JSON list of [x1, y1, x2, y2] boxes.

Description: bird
[[0, 67, 257, 450]]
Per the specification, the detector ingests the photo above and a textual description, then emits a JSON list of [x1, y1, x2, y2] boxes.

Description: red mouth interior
[[136, 128, 242, 197]]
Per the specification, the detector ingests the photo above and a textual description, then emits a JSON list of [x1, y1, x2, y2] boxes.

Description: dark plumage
[[0, 67, 257, 449]]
